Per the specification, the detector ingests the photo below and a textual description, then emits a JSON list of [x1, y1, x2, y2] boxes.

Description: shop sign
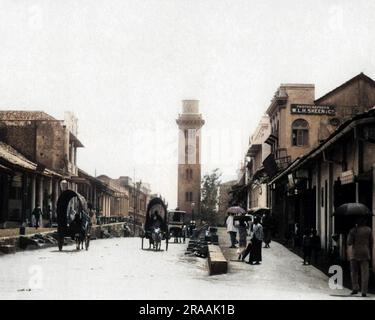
[[341, 170, 355, 185], [291, 104, 336, 116]]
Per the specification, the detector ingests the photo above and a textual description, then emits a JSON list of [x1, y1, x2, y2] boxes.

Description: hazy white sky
[[0, 0, 374, 207]]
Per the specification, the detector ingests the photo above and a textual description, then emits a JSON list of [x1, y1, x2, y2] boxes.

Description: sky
[[0, 0, 374, 207]]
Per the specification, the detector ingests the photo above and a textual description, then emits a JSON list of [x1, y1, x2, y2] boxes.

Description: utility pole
[[133, 168, 136, 235]]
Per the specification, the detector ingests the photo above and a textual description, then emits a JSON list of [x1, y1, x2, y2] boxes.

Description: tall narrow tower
[[176, 100, 205, 221]]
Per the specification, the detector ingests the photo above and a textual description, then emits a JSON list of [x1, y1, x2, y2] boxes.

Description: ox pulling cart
[[141, 197, 169, 251], [56, 190, 92, 251]]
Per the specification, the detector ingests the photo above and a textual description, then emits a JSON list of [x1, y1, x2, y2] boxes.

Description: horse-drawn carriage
[[168, 210, 186, 243], [141, 197, 169, 251], [56, 190, 91, 251]]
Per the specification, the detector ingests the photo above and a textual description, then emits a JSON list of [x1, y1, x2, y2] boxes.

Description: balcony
[[275, 148, 291, 170]]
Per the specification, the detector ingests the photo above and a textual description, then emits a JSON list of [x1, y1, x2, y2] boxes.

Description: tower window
[[185, 192, 193, 202], [185, 168, 193, 180], [292, 119, 309, 146]]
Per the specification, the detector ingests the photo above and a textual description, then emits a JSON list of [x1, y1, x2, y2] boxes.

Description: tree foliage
[[199, 168, 222, 225]]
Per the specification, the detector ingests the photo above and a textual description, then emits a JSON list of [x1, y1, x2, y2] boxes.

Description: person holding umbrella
[[347, 217, 373, 297], [226, 212, 237, 248], [226, 206, 245, 248], [334, 202, 374, 297]]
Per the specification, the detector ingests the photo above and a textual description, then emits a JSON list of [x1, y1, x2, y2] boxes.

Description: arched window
[[185, 168, 193, 180], [292, 119, 309, 146]]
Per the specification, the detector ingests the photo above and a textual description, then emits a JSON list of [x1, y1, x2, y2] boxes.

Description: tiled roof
[[0, 142, 61, 177], [0, 111, 56, 121]]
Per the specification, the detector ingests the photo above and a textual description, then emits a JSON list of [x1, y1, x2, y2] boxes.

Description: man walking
[[347, 218, 373, 297], [31, 204, 43, 230], [226, 213, 237, 248]]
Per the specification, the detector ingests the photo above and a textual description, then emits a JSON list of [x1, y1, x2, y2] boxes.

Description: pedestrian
[[310, 229, 321, 264], [46, 205, 53, 227], [31, 204, 43, 230], [262, 214, 272, 248], [302, 228, 312, 265], [237, 216, 248, 257], [347, 218, 374, 297], [226, 212, 237, 248], [294, 223, 302, 247], [248, 216, 263, 265]]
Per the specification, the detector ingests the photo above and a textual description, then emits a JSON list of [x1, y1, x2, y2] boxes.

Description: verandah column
[[372, 164, 375, 272]]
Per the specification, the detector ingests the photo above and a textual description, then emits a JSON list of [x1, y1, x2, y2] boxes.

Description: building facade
[[268, 73, 375, 258], [245, 115, 271, 210], [176, 100, 205, 221], [116, 176, 151, 225], [0, 111, 83, 226]]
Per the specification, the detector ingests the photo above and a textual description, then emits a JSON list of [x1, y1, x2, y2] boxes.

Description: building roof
[[315, 73, 375, 104], [0, 142, 61, 177], [0, 111, 57, 121], [266, 84, 315, 115], [269, 108, 375, 184]]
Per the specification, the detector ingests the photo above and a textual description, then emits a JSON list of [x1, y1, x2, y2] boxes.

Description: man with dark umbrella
[[347, 217, 373, 297]]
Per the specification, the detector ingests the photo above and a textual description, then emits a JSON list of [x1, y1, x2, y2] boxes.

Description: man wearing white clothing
[[226, 213, 238, 248]]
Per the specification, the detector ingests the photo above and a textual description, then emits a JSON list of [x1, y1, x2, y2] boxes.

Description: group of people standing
[[226, 212, 266, 265]]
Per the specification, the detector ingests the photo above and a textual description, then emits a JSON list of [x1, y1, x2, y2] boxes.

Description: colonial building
[[264, 73, 375, 179], [245, 115, 271, 210], [0, 111, 83, 226], [176, 100, 205, 221], [96, 175, 129, 217], [0, 142, 62, 227], [116, 176, 151, 225], [268, 73, 375, 260], [269, 109, 375, 269]]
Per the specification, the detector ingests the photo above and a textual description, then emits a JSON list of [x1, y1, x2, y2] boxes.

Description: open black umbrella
[[333, 203, 373, 217], [248, 207, 270, 216]]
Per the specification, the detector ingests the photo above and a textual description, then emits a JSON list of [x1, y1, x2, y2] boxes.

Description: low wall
[[0, 223, 143, 254]]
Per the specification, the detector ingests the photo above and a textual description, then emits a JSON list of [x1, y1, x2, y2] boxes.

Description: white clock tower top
[[182, 100, 200, 114]]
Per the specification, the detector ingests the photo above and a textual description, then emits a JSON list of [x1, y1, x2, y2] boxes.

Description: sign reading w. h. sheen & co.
[[291, 104, 336, 115]]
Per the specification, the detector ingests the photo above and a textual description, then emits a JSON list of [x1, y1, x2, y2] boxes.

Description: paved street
[[1, 232, 372, 300]]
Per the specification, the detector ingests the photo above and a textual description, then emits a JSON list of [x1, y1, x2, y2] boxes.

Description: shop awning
[[247, 144, 261, 157], [0, 142, 61, 177]]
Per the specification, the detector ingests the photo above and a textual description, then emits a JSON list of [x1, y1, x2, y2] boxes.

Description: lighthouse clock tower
[[176, 100, 205, 221]]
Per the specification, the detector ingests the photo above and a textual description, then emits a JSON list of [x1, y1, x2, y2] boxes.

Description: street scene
[[1, 1, 375, 301], [0, 232, 351, 300]]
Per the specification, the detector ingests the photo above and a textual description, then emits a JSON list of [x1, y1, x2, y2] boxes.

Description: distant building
[[116, 176, 151, 225], [96, 175, 129, 217]]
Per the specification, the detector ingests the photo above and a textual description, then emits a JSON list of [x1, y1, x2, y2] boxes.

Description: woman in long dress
[[237, 217, 248, 259], [249, 217, 263, 265]]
